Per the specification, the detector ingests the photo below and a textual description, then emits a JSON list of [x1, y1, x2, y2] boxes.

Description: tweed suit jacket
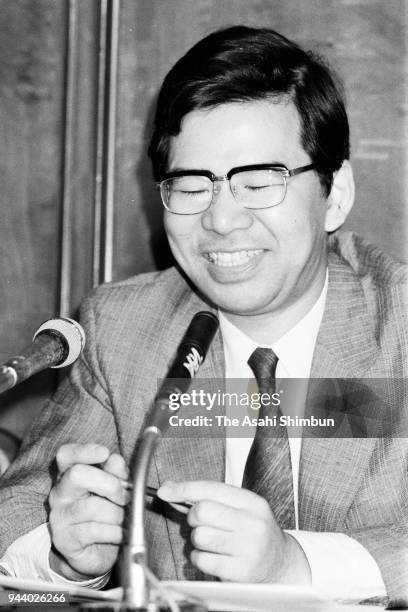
[[0, 230, 407, 606]]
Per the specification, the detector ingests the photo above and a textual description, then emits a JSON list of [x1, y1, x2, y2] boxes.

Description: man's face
[[164, 100, 330, 320]]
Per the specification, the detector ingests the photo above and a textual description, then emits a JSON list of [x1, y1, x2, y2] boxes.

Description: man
[[0, 26, 407, 606]]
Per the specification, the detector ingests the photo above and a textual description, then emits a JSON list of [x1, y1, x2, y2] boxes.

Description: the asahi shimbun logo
[[183, 347, 203, 377]]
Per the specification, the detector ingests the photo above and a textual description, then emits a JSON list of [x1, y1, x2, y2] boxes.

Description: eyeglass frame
[[156, 162, 316, 215]]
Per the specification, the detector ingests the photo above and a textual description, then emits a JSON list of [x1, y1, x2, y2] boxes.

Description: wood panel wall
[[0, 0, 66, 435], [0, 0, 406, 438], [0, 0, 102, 434], [114, 0, 407, 281]]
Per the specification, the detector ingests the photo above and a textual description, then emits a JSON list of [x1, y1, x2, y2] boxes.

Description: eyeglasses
[[157, 163, 315, 215]]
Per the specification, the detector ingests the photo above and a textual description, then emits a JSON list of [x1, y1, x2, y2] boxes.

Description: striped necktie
[[242, 347, 295, 529]]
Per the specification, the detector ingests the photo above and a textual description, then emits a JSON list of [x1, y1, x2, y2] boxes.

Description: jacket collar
[[310, 248, 378, 378]]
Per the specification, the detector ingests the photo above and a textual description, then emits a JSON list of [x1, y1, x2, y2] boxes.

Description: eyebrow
[[167, 161, 285, 173]]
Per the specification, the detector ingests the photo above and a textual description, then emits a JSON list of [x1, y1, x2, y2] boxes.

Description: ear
[[324, 160, 355, 232]]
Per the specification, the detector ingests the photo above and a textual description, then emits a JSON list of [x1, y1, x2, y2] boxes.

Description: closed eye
[[244, 184, 276, 191], [175, 189, 208, 197]]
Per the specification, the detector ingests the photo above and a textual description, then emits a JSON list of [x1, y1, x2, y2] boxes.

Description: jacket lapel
[[299, 251, 379, 530]]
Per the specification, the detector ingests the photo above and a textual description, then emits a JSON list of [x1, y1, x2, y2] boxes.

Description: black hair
[[148, 26, 350, 196]]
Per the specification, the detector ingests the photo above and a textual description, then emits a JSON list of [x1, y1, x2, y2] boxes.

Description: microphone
[[123, 311, 219, 610], [147, 310, 220, 432], [0, 318, 86, 394]]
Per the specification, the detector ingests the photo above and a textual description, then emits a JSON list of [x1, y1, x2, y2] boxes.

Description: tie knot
[[248, 347, 279, 385]]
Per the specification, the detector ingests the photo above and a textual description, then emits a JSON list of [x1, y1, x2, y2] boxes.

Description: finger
[[158, 480, 266, 513], [187, 500, 241, 531], [191, 526, 234, 555], [191, 550, 248, 581], [102, 453, 128, 480], [102, 454, 131, 504], [63, 495, 125, 526], [56, 444, 110, 475], [190, 549, 235, 580], [70, 522, 123, 549], [168, 501, 190, 514], [51, 463, 128, 506]]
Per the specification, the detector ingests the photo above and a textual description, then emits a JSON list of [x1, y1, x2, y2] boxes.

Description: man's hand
[[158, 480, 311, 584], [48, 443, 128, 581]]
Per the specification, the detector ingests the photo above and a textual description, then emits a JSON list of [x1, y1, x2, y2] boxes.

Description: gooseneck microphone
[[148, 310, 219, 432], [123, 311, 219, 610], [0, 318, 86, 394]]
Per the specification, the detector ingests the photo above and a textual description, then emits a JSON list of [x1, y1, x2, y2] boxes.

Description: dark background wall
[[0, 0, 406, 438]]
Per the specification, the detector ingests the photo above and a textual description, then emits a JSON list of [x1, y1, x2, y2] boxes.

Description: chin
[[203, 288, 274, 316], [220, 302, 273, 317]]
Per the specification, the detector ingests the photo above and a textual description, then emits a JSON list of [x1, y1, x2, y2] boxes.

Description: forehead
[[167, 100, 307, 171]]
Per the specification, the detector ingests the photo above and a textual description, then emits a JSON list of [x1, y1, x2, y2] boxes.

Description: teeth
[[206, 250, 263, 267]]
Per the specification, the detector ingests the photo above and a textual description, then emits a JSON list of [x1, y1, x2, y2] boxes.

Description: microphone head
[[180, 311, 219, 359], [33, 318, 86, 368]]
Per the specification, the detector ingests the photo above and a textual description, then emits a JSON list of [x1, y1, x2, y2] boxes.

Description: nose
[[201, 179, 253, 235]]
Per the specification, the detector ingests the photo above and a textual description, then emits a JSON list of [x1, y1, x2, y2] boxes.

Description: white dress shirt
[[1, 275, 386, 600], [220, 275, 386, 600]]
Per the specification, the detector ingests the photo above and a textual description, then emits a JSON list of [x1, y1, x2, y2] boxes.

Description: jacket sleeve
[[0, 295, 119, 556], [344, 435, 408, 609], [346, 517, 408, 608]]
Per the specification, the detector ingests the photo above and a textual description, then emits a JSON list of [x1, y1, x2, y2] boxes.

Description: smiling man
[[162, 100, 342, 339], [0, 26, 406, 607]]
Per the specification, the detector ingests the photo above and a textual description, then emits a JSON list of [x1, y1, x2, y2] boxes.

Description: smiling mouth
[[205, 249, 264, 267]]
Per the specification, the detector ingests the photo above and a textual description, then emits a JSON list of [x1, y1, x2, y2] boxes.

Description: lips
[[205, 249, 263, 267]]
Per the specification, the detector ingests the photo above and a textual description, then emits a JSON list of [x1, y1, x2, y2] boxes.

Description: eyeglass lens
[[161, 169, 286, 214]]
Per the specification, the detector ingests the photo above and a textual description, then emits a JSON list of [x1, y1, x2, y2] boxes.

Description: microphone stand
[[122, 422, 161, 609], [0, 334, 66, 394], [121, 312, 219, 611]]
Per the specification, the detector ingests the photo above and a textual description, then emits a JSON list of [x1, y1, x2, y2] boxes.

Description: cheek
[[289, 194, 327, 236], [164, 216, 198, 257], [273, 207, 326, 263]]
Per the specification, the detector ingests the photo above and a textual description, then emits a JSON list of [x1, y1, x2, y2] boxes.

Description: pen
[[120, 480, 191, 514]]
